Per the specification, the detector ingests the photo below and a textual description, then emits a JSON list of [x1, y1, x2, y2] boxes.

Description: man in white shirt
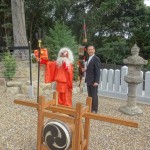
[[82, 45, 101, 113]]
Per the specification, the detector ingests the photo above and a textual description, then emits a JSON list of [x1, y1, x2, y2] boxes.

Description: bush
[[44, 21, 78, 60], [144, 62, 150, 71], [2, 51, 16, 80], [31, 53, 37, 63], [44, 21, 79, 80]]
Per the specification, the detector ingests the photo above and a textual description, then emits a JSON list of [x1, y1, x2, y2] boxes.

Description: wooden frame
[[14, 91, 138, 150]]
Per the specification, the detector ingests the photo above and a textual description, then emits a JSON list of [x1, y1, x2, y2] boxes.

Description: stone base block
[[6, 87, 20, 94], [119, 105, 143, 115]]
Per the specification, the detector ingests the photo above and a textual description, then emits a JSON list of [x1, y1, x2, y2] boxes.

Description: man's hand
[[93, 82, 98, 86], [81, 68, 86, 72]]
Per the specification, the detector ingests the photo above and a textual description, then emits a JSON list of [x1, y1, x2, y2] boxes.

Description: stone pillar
[[120, 44, 148, 115], [127, 83, 137, 107]]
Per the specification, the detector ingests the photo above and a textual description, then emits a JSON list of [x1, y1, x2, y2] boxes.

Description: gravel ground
[[0, 92, 150, 150]]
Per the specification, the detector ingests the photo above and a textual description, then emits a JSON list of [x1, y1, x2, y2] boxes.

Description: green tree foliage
[[25, 0, 53, 46], [97, 37, 130, 64], [129, 5, 150, 60], [0, 0, 12, 47], [44, 21, 79, 80], [44, 21, 78, 60], [1, 0, 150, 67], [25, 0, 83, 48], [83, 0, 150, 65]]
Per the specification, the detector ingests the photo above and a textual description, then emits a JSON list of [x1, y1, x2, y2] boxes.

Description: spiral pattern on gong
[[43, 119, 72, 150]]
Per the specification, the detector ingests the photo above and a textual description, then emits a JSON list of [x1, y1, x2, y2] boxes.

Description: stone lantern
[[120, 44, 148, 115]]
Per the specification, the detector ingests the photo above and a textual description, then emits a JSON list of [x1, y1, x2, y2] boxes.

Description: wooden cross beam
[[14, 91, 138, 150], [14, 98, 138, 128]]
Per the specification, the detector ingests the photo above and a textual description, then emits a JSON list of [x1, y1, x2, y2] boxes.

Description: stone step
[[7, 81, 22, 87]]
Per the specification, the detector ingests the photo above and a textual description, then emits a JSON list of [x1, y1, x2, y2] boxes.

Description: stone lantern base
[[120, 106, 143, 116]]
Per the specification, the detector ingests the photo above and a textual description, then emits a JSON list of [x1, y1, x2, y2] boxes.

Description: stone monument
[[120, 44, 148, 115]]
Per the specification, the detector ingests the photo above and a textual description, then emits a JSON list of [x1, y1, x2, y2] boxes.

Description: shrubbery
[[44, 21, 79, 80], [2, 51, 16, 80]]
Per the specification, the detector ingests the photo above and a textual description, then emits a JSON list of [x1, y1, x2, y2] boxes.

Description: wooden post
[[53, 91, 58, 105], [83, 97, 92, 150], [37, 96, 45, 150], [14, 93, 138, 150], [74, 103, 83, 150]]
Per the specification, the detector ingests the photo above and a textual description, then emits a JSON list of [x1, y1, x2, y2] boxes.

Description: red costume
[[44, 48, 74, 107]]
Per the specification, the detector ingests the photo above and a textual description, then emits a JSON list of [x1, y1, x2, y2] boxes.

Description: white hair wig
[[57, 47, 74, 64]]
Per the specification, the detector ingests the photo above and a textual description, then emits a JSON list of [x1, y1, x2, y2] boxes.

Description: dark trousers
[[87, 85, 98, 112]]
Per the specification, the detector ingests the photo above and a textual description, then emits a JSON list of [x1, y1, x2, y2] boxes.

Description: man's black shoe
[[92, 110, 97, 114]]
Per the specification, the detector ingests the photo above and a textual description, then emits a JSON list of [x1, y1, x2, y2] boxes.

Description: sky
[[144, 0, 150, 6]]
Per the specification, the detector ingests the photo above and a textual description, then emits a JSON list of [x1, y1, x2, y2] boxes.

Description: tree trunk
[[11, 0, 28, 60]]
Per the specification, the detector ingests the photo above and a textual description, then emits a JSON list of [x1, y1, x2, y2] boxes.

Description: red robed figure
[[35, 47, 74, 107]]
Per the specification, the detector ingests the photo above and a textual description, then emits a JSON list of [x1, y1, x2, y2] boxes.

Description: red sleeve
[[45, 61, 56, 83]]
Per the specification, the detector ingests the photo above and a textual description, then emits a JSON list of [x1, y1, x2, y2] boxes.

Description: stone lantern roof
[[123, 44, 148, 65]]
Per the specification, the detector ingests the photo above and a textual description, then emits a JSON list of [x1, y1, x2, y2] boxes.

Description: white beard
[[56, 57, 72, 68]]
